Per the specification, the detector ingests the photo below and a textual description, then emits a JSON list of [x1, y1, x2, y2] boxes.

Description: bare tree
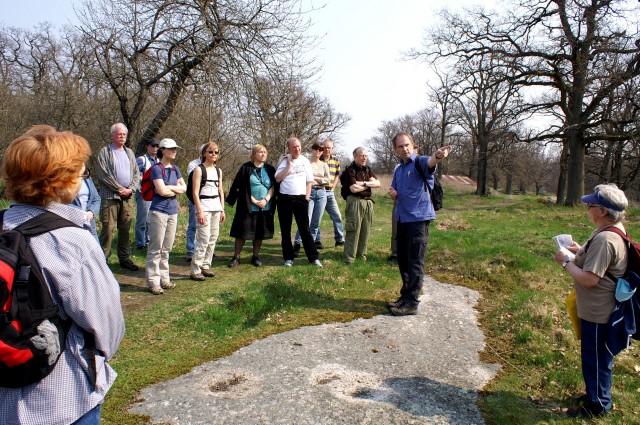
[[413, 0, 640, 205], [76, 0, 316, 152]]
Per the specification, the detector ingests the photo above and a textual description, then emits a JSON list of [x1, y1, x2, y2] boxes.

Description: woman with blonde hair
[[0, 125, 125, 424], [226, 144, 276, 267], [190, 141, 225, 281]]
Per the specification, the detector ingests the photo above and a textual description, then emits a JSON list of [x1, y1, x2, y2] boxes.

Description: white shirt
[[276, 155, 314, 195]]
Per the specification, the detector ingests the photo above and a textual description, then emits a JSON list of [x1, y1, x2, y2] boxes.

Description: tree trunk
[[564, 130, 586, 206], [475, 138, 488, 195], [555, 141, 568, 205], [505, 174, 513, 194]]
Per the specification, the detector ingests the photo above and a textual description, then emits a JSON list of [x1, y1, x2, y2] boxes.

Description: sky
[[1, 0, 485, 155]]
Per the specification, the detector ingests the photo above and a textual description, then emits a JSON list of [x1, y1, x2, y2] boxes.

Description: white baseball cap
[[159, 138, 180, 149]]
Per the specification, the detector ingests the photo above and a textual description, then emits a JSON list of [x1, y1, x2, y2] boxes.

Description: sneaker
[[150, 285, 164, 295], [119, 258, 139, 271], [201, 269, 215, 277], [251, 255, 262, 267], [335, 240, 345, 247], [161, 282, 176, 289], [190, 273, 206, 281], [311, 259, 323, 267], [389, 304, 418, 316], [293, 243, 301, 258], [228, 256, 240, 268], [315, 242, 324, 250], [283, 260, 293, 267], [387, 298, 404, 309]]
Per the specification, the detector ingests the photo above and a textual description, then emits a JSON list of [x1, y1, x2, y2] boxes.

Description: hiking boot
[[293, 243, 301, 258], [228, 256, 240, 268], [387, 298, 404, 309], [161, 282, 176, 289], [283, 260, 293, 267], [120, 258, 139, 271], [251, 255, 262, 267], [190, 273, 206, 281], [201, 269, 215, 277], [150, 285, 164, 295], [315, 242, 324, 250], [567, 404, 607, 418], [335, 240, 345, 247], [389, 304, 418, 316]]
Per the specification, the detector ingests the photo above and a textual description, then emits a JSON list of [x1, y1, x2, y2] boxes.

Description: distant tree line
[[0, 0, 349, 177], [368, 0, 640, 203]]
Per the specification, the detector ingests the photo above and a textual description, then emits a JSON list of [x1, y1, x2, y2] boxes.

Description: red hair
[[2, 125, 91, 206]]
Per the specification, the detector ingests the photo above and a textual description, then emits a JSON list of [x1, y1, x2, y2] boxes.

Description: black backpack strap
[[14, 211, 78, 237]]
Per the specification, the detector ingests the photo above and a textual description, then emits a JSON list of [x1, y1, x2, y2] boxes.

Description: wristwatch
[[562, 259, 572, 268]]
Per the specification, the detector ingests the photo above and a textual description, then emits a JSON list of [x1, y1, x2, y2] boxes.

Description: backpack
[[0, 210, 79, 388], [186, 163, 221, 204], [598, 227, 640, 355], [140, 163, 165, 201], [412, 156, 443, 211]]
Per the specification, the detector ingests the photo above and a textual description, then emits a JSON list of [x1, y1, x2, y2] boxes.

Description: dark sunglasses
[[150, 144, 159, 148], [313, 147, 324, 151], [207, 150, 220, 154]]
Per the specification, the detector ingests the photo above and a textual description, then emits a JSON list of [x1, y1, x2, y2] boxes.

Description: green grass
[[58, 190, 640, 424]]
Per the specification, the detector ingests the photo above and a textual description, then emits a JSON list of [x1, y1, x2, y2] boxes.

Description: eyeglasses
[[164, 147, 177, 151], [150, 144, 159, 148], [207, 150, 220, 154], [313, 147, 324, 151], [587, 204, 600, 209], [80, 169, 90, 179]]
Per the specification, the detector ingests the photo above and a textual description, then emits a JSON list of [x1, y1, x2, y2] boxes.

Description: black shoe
[[136, 245, 145, 250], [389, 304, 418, 316], [251, 255, 262, 267], [335, 240, 345, 247], [387, 298, 404, 309], [387, 255, 398, 264], [185, 254, 193, 262], [567, 404, 607, 418], [315, 242, 324, 250], [119, 258, 139, 271], [293, 243, 301, 258], [228, 256, 240, 268]]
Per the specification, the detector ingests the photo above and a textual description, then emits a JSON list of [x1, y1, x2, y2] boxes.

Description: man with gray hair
[[318, 139, 345, 248], [342, 147, 380, 265], [97, 122, 140, 271]]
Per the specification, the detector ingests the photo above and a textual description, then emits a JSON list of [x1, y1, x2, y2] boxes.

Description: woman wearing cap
[[292, 143, 331, 255], [189, 142, 225, 280], [145, 138, 186, 295], [554, 183, 628, 418], [226, 144, 276, 267]]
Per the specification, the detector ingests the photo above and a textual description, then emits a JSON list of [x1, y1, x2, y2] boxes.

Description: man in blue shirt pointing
[[388, 132, 451, 316]]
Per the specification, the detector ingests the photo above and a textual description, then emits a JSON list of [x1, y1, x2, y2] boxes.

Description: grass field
[[12, 181, 638, 424]]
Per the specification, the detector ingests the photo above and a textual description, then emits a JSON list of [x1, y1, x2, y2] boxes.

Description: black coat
[[226, 161, 277, 217]]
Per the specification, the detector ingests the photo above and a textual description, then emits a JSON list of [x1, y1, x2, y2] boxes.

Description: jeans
[[295, 188, 327, 245], [71, 404, 101, 425], [99, 197, 133, 261], [343, 196, 373, 263], [186, 202, 196, 256], [191, 211, 221, 274], [135, 191, 152, 248], [146, 210, 178, 288], [580, 320, 613, 414], [316, 190, 344, 243], [278, 194, 318, 262], [396, 220, 430, 306]]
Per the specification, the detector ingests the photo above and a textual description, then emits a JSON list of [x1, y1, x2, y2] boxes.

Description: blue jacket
[[72, 177, 101, 241]]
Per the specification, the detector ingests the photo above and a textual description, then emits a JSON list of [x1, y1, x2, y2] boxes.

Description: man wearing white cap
[[96, 122, 140, 271]]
